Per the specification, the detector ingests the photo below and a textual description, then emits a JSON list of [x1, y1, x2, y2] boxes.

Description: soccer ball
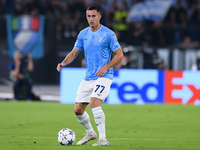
[[57, 128, 75, 145]]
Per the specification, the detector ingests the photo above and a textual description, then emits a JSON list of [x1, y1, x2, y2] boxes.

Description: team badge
[[98, 37, 104, 42]]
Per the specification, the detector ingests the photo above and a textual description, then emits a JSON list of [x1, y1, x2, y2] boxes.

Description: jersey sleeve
[[109, 31, 121, 51], [74, 32, 84, 51]]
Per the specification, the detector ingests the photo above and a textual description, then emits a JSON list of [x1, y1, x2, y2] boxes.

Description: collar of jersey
[[90, 24, 102, 34]]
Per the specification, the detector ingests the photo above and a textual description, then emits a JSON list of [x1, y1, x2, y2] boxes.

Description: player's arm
[[96, 48, 123, 76], [57, 48, 81, 72]]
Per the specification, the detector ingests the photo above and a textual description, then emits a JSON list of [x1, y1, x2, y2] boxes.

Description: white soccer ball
[[57, 128, 75, 145]]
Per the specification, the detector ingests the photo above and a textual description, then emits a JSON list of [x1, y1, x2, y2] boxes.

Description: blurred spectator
[[127, 21, 149, 46], [148, 20, 166, 47], [0, 0, 6, 14], [105, 0, 118, 29], [56, 4, 78, 40], [155, 59, 167, 70], [98, 0, 112, 12], [14, 0, 25, 15], [143, 47, 161, 69], [164, 0, 188, 44], [0, 0, 6, 40], [116, 0, 133, 8], [113, 1, 129, 43], [5, 0, 14, 14], [56, 0, 84, 40], [37, 0, 53, 16], [78, 0, 93, 30], [188, 0, 200, 26], [9, 51, 34, 100], [179, 35, 199, 49], [24, 0, 38, 14], [187, 0, 200, 44], [173, 0, 188, 28]]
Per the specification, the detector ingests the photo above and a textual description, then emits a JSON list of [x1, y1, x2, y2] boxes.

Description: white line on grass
[[0, 136, 172, 141], [0, 137, 133, 140], [0, 136, 55, 139]]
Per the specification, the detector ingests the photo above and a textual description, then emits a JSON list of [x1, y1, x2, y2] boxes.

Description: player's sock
[[92, 106, 106, 140], [76, 111, 95, 135]]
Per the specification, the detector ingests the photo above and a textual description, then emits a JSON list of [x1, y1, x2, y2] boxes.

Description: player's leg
[[74, 102, 97, 145], [74, 103, 95, 135], [74, 80, 97, 145], [90, 78, 112, 146], [90, 97, 109, 146]]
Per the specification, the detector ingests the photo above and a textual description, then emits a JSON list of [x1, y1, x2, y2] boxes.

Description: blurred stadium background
[[0, 0, 200, 102]]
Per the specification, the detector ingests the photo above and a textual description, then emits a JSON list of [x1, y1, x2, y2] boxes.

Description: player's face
[[86, 10, 101, 30]]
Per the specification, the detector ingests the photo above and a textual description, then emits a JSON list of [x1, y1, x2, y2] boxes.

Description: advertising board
[[60, 68, 200, 105]]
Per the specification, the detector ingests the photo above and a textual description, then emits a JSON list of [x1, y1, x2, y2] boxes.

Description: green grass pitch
[[0, 101, 200, 150]]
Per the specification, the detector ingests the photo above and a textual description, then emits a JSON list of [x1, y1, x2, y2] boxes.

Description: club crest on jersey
[[98, 37, 104, 42]]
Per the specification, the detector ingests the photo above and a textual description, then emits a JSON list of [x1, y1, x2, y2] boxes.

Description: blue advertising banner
[[105, 69, 164, 104], [60, 68, 164, 104], [60, 68, 86, 104], [60, 68, 200, 105]]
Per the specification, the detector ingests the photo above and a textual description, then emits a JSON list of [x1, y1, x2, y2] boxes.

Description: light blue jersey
[[74, 25, 121, 80]]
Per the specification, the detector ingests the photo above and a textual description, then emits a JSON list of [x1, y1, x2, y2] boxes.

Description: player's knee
[[74, 107, 84, 115], [90, 101, 95, 109], [90, 97, 102, 108]]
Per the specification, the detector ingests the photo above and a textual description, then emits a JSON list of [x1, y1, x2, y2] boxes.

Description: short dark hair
[[86, 5, 100, 13]]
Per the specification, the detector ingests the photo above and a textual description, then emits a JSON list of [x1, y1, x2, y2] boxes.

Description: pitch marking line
[[0, 136, 171, 141]]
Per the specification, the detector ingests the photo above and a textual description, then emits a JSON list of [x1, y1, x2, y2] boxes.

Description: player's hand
[[57, 63, 64, 72], [96, 66, 107, 76]]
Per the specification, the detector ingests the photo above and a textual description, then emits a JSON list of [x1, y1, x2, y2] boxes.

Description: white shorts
[[75, 78, 112, 103]]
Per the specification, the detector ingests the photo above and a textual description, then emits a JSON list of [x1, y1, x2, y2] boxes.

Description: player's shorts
[[75, 77, 112, 103]]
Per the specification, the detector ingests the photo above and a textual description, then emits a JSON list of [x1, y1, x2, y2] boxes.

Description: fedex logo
[[165, 71, 200, 105]]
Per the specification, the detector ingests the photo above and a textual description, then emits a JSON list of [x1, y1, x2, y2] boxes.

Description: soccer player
[[57, 5, 123, 146]]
